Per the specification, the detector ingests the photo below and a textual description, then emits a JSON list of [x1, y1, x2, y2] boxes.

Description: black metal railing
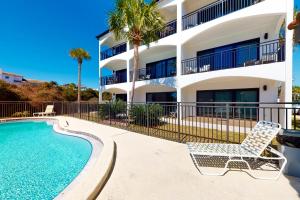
[[158, 20, 177, 39], [182, 39, 285, 75], [100, 75, 127, 86], [1, 101, 299, 145], [100, 43, 127, 60], [130, 67, 177, 81], [182, 0, 263, 30]]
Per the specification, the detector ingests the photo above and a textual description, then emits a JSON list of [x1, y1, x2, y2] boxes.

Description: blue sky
[[0, 0, 114, 88], [0, 0, 299, 88]]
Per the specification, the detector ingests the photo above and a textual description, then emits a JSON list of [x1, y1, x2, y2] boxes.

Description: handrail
[[182, 39, 285, 75], [182, 0, 263, 30], [100, 42, 127, 60], [100, 74, 127, 86]]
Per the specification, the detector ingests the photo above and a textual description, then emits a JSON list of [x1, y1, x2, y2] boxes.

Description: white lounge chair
[[187, 121, 287, 180], [33, 105, 56, 117]]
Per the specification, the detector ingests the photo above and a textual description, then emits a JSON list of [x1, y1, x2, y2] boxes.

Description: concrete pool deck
[[53, 117, 300, 199]]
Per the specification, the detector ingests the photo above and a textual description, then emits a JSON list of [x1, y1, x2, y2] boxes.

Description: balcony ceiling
[[137, 45, 176, 59], [103, 59, 127, 71], [183, 14, 283, 48]]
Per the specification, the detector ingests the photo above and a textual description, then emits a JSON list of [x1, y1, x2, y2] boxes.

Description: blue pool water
[[0, 121, 92, 199]]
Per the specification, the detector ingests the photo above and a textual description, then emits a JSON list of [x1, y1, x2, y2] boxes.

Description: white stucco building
[[0, 69, 23, 85], [97, 0, 294, 106]]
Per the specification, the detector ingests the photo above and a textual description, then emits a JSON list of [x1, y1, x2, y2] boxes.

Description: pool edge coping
[[0, 117, 116, 200]]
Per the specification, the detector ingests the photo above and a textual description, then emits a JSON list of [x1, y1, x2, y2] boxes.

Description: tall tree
[[109, 0, 164, 103], [69, 48, 91, 104]]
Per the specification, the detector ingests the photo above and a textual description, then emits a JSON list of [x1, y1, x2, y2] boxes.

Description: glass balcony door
[[197, 38, 260, 71]]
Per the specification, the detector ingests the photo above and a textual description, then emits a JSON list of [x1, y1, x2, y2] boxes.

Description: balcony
[[157, 20, 177, 39], [100, 43, 127, 60], [100, 70, 127, 86], [182, 39, 285, 75], [182, 0, 263, 30], [130, 57, 177, 81]]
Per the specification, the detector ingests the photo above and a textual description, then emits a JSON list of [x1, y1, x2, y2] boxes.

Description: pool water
[[0, 121, 92, 199]]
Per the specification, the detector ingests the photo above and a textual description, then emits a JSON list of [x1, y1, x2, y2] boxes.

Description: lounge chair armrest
[[265, 146, 285, 158]]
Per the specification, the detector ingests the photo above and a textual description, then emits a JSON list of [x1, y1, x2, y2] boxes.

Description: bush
[[130, 104, 163, 126], [98, 100, 127, 120], [12, 111, 30, 118]]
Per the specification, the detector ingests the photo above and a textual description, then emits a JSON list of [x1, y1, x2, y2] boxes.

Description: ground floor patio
[[57, 117, 300, 200]]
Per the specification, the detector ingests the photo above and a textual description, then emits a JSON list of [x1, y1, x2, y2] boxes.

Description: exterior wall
[[135, 47, 176, 70], [182, 18, 281, 60], [98, 0, 293, 110], [181, 77, 280, 103]]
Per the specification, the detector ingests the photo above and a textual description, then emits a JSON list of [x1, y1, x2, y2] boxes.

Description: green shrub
[[130, 104, 163, 126], [98, 100, 127, 120], [12, 111, 30, 118]]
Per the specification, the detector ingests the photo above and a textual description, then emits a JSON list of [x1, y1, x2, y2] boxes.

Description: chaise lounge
[[187, 121, 287, 180], [33, 105, 56, 117]]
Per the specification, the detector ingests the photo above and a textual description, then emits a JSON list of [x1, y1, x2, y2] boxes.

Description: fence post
[[177, 102, 181, 142], [146, 104, 149, 135], [109, 103, 112, 125], [79, 102, 82, 119], [87, 103, 90, 121], [226, 103, 230, 143], [61, 102, 64, 115]]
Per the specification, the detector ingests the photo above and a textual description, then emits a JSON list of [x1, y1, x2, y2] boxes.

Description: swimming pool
[[0, 120, 92, 199]]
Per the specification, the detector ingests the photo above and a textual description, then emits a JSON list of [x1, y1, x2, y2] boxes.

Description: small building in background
[[0, 68, 23, 84]]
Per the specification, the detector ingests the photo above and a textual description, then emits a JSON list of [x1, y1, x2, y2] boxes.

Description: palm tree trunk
[[77, 62, 82, 113], [130, 42, 140, 104]]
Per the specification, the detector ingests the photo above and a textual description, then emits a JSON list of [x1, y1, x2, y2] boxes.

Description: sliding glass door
[[197, 88, 259, 119]]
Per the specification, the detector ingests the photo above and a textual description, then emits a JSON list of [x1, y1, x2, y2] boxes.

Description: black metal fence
[[182, 0, 263, 30], [1, 101, 298, 145], [100, 74, 127, 86], [158, 20, 177, 39], [182, 39, 285, 75], [130, 67, 177, 81], [100, 42, 127, 60]]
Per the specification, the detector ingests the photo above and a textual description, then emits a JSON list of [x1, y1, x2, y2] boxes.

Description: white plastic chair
[[187, 121, 287, 180], [33, 105, 56, 117]]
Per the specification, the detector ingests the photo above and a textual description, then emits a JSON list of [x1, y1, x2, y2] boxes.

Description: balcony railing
[[158, 20, 177, 39], [182, 39, 285, 75], [130, 68, 177, 81], [100, 42, 127, 60], [182, 0, 263, 30], [100, 75, 127, 86]]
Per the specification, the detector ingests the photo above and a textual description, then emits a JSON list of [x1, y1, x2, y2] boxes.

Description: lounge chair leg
[[245, 157, 287, 180], [190, 154, 228, 176]]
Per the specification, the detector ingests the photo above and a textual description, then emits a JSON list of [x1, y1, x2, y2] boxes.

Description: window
[[196, 88, 259, 119], [146, 92, 177, 114], [146, 92, 177, 103], [115, 94, 127, 102], [115, 69, 127, 83], [146, 57, 176, 79], [5, 76, 9, 79]]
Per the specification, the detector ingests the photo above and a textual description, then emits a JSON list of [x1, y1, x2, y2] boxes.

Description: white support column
[[284, 0, 294, 129], [285, 0, 294, 102], [176, 0, 183, 79], [127, 90, 131, 103], [126, 56, 131, 103], [98, 40, 103, 103]]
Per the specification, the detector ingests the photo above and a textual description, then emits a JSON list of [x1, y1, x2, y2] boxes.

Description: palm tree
[[109, 0, 164, 103], [69, 48, 91, 104]]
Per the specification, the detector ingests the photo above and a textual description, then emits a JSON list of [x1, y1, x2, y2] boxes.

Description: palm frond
[[69, 48, 91, 64], [108, 0, 165, 45]]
